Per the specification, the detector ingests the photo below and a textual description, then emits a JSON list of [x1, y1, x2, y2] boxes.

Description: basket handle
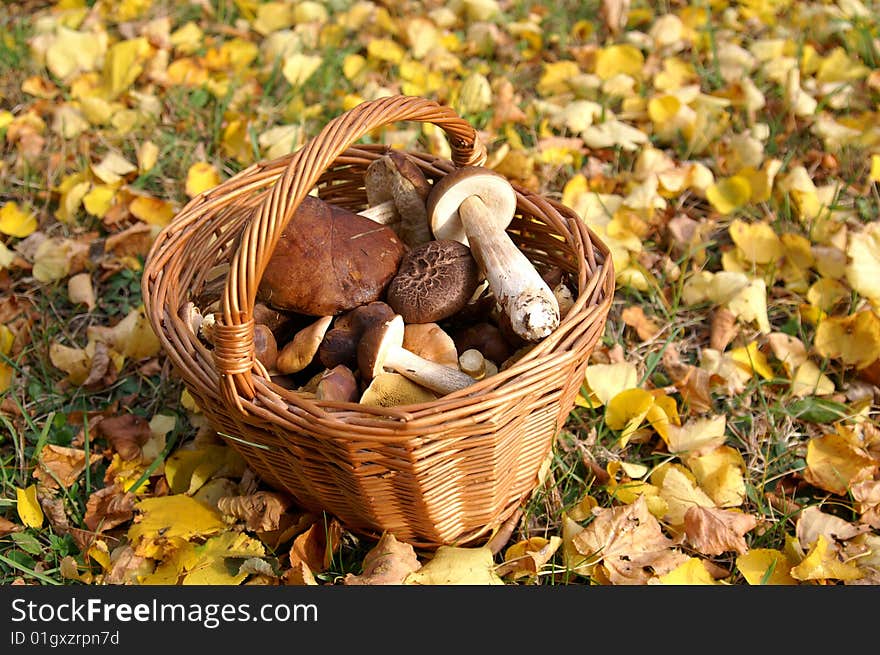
[[213, 95, 487, 411]]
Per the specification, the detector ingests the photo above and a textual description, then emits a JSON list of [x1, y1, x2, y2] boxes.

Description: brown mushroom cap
[[258, 195, 407, 316], [253, 323, 279, 371], [452, 322, 512, 365], [402, 322, 459, 368], [315, 365, 359, 403], [317, 301, 395, 369], [385, 240, 480, 324], [427, 166, 517, 245], [357, 315, 405, 381]]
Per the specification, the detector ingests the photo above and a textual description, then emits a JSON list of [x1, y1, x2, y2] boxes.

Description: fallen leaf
[[344, 533, 421, 585], [653, 464, 716, 528], [621, 306, 661, 341], [803, 430, 877, 495], [652, 557, 726, 584], [34, 444, 102, 490], [0, 202, 38, 238], [84, 483, 136, 532], [289, 518, 343, 576], [185, 162, 222, 198], [571, 495, 687, 585], [684, 506, 757, 555], [67, 273, 96, 310], [790, 534, 864, 582], [128, 496, 226, 549], [496, 536, 562, 581], [217, 491, 291, 532], [96, 413, 152, 461], [404, 545, 504, 585], [663, 415, 727, 455], [16, 485, 43, 528], [795, 506, 867, 550], [736, 549, 797, 585], [814, 311, 880, 369], [0, 517, 23, 537]]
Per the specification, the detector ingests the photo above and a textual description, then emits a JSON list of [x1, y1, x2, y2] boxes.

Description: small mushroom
[[258, 195, 406, 316], [360, 151, 432, 247], [315, 364, 359, 403], [359, 372, 438, 408], [276, 315, 333, 374], [386, 240, 481, 324], [358, 315, 476, 395], [452, 322, 511, 366], [402, 322, 459, 368], [317, 301, 396, 369], [458, 348, 498, 380], [427, 166, 560, 341], [254, 323, 279, 371]]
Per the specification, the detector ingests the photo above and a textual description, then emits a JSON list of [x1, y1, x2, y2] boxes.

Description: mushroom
[[386, 240, 481, 324], [358, 315, 476, 395], [258, 195, 406, 316], [315, 365, 359, 403], [402, 322, 459, 368], [317, 301, 396, 370], [254, 323, 279, 371], [452, 322, 511, 366], [427, 166, 560, 341], [458, 348, 498, 380], [359, 372, 438, 408], [276, 315, 333, 374], [360, 151, 432, 247]]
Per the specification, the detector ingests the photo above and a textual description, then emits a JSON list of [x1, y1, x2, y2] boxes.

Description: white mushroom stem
[[458, 195, 560, 341], [357, 199, 400, 226], [382, 345, 476, 396]]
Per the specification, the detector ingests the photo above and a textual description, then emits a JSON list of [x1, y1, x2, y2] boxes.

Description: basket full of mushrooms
[[143, 96, 614, 548]]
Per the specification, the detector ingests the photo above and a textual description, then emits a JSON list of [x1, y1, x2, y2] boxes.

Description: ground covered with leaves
[[1, 0, 879, 586]]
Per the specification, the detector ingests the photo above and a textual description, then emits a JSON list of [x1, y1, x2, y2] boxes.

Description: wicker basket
[[142, 95, 614, 548]]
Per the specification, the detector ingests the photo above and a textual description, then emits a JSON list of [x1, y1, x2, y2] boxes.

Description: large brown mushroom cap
[[258, 195, 407, 316], [385, 240, 480, 324]]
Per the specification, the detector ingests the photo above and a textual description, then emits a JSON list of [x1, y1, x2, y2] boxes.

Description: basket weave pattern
[[143, 96, 614, 547]]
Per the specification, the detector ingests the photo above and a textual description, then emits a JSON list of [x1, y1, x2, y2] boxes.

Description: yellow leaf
[[595, 44, 644, 80], [814, 311, 880, 369], [182, 532, 266, 585], [0, 324, 14, 392], [82, 185, 117, 218], [366, 38, 405, 64], [44, 26, 105, 80], [281, 53, 322, 88], [736, 549, 797, 585], [252, 1, 295, 35], [16, 485, 44, 528], [129, 195, 175, 227], [846, 222, 880, 303], [185, 162, 221, 198], [86, 306, 161, 361], [0, 202, 38, 238], [870, 154, 880, 183], [605, 388, 654, 446], [790, 534, 863, 582], [578, 362, 639, 407], [101, 37, 150, 99], [730, 341, 774, 380], [791, 361, 835, 398], [165, 445, 245, 495], [685, 446, 747, 508], [33, 237, 87, 283], [166, 57, 208, 86], [654, 558, 724, 585], [663, 415, 727, 455], [128, 496, 226, 545], [726, 277, 771, 334], [137, 140, 159, 173], [92, 152, 136, 184], [654, 465, 716, 527], [729, 219, 783, 265], [537, 61, 581, 97], [803, 431, 877, 496], [706, 176, 751, 214], [404, 546, 504, 585]]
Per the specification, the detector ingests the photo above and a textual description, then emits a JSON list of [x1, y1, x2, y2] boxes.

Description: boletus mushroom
[[427, 167, 560, 341], [258, 195, 406, 316], [358, 315, 476, 396], [317, 301, 396, 370], [315, 364, 359, 403], [276, 315, 333, 375], [360, 372, 438, 408], [386, 240, 480, 324], [361, 151, 432, 247]]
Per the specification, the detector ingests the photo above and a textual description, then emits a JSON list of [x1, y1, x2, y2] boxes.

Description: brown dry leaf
[[496, 536, 563, 581], [343, 532, 421, 585], [683, 506, 757, 556], [571, 495, 687, 585], [67, 272, 95, 310], [34, 444, 102, 490], [621, 306, 661, 341], [283, 560, 318, 586], [795, 506, 867, 550], [851, 480, 880, 529], [96, 413, 152, 461], [217, 491, 291, 532], [710, 308, 739, 352], [662, 348, 719, 413], [81, 341, 118, 389], [0, 516, 23, 536], [84, 484, 136, 532], [104, 545, 154, 585], [39, 494, 71, 535], [288, 518, 343, 576]]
